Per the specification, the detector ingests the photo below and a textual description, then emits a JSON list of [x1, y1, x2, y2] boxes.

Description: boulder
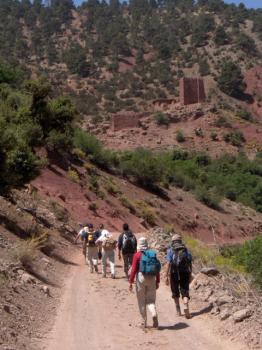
[[233, 309, 253, 322], [220, 309, 231, 321], [216, 295, 234, 306], [201, 267, 220, 276], [21, 273, 36, 284]]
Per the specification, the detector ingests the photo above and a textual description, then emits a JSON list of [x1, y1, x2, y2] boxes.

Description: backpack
[[139, 250, 161, 276], [102, 237, 116, 251], [122, 231, 136, 254], [81, 227, 88, 241], [171, 247, 192, 273], [87, 231, 96, 246]]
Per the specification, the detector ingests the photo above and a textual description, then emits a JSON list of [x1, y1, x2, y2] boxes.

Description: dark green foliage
[[217, 61, 245, 98], [214, 26, 229, 46], [237, 109, 252, 121], [176, 130, 185, 143], [233, 237, 262, 289], [235, 32, 257, 55], [63, 43, 90, 77], [214, 116, 232, 128], [0, 61, 76, 192], [223, 131, 246, 147], [154, 112, 169, 126], [73, 129, 262, 212], [199, 59, 210, 76], [191, 13, 215, 47], [195, 187, 221, 210]]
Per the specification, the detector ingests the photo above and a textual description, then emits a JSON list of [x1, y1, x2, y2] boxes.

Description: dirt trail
[[43, 251, 246, 350]]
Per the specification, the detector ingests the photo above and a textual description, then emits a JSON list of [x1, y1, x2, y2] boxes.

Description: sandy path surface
[[43, 250, 246, 350]]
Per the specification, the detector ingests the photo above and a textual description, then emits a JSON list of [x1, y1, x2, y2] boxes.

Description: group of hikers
[[74, 222, 193, 329]]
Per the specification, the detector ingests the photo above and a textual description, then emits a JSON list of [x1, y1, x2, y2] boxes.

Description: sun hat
[[137, 237, 148, 251], [171, 233, 182, 242]]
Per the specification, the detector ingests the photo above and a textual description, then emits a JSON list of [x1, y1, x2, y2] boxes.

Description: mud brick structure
[[111, 112, 142, 131], [180, 77, 206, 105]]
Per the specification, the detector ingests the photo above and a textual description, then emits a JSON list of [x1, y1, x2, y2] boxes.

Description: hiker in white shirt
[[96, 230, 117, 279]]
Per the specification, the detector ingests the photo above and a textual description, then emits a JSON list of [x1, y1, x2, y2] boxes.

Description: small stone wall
[[180, 77, 206, 105], [111, 112, 142, 131]]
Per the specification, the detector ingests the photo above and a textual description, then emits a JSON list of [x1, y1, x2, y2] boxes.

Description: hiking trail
[[41, 249, 246, 350]]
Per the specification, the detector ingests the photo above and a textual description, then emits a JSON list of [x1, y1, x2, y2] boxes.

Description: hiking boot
[[94, 265, 98, 273], [111, 274, 116, 279], [102, 273, 106, 278], [152, 316, 159, 329], [90, 268, 94, 274], [184, 305, 191, 319]]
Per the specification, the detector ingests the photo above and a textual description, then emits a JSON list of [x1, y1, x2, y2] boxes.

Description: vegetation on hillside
[[73, 131, 262, 212], [0, 60, 75, 193], [0, 0, 261, 116]]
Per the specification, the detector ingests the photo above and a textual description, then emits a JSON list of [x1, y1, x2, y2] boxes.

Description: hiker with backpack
[[165, 234, 192, 319], [84, 223, 100, 273], [129, 237, 161, 329], [96, 229, 117, 279], [74, 223, 89, 244], [118, 223, 137, 279]]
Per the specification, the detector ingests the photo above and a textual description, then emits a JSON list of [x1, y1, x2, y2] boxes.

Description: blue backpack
[[139, 250, 161, 275]]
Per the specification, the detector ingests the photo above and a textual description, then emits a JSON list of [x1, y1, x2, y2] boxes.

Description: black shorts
[[170, 271, 190, 299]]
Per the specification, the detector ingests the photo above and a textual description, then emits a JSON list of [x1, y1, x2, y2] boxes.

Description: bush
[[223, 131, 246, 147], [214, 116, 232, 128], [210, 131, 218, 141], [120, 196, 137, 214], [237, 109, 252, 121], [234, 236, 262, 289], [217, 61, 245, 98], [195, 187, 221, 210], [89, 202, 98, 212], [176, 130, 185, 143], [154, 112, 170, 126], [67, 168, 80, 183]]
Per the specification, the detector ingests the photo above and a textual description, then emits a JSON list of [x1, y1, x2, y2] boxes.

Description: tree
[[235, 32, 257, 55], [64, 43, 90, 77], [217, 61, 245, 98], [199, 59, 210, 76], [214, 26, 229, 46]]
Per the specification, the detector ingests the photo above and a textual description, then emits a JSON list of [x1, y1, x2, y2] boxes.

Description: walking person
[[129, 237, 161, 329], [74, 223, 89, 244], [165, 234, 192, 319], [118, 223, 137, 279], [96, 229, 117, 279], [84, 223, 100, 273]]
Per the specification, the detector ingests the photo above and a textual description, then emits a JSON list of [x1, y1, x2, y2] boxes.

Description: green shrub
[[154, 112, 170, 126], [214, 116, 232, 128], [67, 168, 80, 183], [236, 109, 252, 121], [210, 131, 218, 141], [217, 60, 245, 98], [89, 202, 98, 212], [120, 196, 137, 214], [195, 187, 221, 210], [223, 237, 262, 289], [176, 130, 185, 143], [223, 131, 246, 147]]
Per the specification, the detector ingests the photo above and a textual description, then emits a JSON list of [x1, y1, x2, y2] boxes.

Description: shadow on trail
[[51, 252, 79, 266], [158, 322, 189, 331], [191, 304, 213, 318]]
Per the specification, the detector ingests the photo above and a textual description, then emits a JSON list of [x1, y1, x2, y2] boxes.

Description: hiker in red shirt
[[129, 237, 161, 329]]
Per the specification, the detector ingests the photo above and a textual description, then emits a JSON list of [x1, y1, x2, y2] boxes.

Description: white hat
[[137, 237, 148, 251], [101, 229, 111, 238]]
